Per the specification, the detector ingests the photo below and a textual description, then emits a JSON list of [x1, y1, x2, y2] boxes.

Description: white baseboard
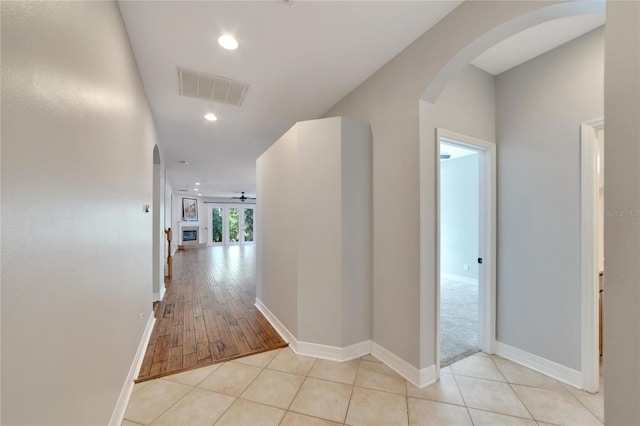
[[441, 273, 478, 285], [495, 341, 582, 389], [255, 298, 370, 361], [153, 283, 166, 302], [297, 340, 372, 362], [255, 298, 436, 387], [254, 298, 296, 350], [371, 342, 437, 388], [109, 315, 156, 426]]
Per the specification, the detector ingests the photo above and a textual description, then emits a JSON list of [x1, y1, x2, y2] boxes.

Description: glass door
[[208, 204, 256, 246], [209, 207, 224, 246], [227, 207, 240, 245], [242, 207, 254, 245]]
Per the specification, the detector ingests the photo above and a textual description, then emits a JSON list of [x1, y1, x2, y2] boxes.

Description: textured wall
[[1, 2, 158, 424], [496, 28, 604, 369]]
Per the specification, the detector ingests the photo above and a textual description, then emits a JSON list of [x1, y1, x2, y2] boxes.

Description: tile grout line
[[404, 379, 410, 426], [138, 380, 198, 426], [194, 362, 243, 426], [341, 357, 364, 425], [447, 364, 475, 425], [213, 352, 276, 426], [561, 386, 604, 425], [489, 356, 538, 423], [494, 355, 603, 424]]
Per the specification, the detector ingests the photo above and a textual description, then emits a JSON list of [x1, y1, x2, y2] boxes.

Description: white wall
[[596, 128, 604, 273], [172, 195, 206, 245], [257, 126, 299, 336], [440, 154, 480, 280], [340, 120, 373, 346], [257, 117, 372, 348], [603, 1, 640, 423], [1, 2, 157, 424], [296, 119, 343, 346], [327, 59, 496, 367], [164, 177, 175, 258], [495, 27, 604, 369]]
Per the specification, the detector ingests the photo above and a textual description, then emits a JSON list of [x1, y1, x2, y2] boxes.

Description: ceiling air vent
[[178, 67, 248, 107]]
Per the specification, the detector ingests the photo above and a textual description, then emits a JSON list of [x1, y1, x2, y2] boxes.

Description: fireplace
[[181, 226, 199, 246]]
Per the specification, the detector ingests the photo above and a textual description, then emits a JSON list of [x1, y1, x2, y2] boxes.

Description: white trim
[[254, 298, 296, 351], [255, 298, 436, 386], [441, 273, 478, 286], [153, 283, 166, 302], [372, 342, 437, 388], [495, 341, 582, 389], [255, 298, 371, 361], [296, 340, 372, 362], [436, 129, 497, 363], [580, 118, 604, 393], [109, 315, 156, 426]]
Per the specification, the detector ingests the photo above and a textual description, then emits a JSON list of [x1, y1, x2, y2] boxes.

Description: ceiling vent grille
[[178, 68, 248, 107]]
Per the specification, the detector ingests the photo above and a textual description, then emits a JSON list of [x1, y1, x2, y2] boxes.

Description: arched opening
[[418, 1, 605, 391]]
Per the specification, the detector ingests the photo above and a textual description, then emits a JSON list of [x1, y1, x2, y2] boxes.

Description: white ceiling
[[118, 1, 462, 198], [472, 13, 605, 75], [119, 2, 605, 199]]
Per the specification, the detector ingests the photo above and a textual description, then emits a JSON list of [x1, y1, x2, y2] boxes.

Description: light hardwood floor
[[137, 245, 287, 382]]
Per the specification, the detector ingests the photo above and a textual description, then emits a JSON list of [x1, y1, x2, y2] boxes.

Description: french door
[[208, 204, 255, 246]]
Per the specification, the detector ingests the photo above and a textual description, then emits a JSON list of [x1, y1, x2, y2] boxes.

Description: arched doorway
[[417, 1, 605, 389]]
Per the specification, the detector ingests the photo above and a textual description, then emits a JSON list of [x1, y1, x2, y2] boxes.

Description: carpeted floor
[[440, 278, 479, 366]]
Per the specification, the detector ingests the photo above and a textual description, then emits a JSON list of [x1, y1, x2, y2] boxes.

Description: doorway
[[580, 118, 604, 392], [437, 129, 496, 368], [152, 145, 164, 302], [207, 204, 256, 246]]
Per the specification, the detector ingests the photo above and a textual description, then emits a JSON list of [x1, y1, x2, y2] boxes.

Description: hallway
[[138, 246, 287, 382]]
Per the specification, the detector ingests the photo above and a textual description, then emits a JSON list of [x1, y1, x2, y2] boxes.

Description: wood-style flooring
[[137, 245, 287, 382]]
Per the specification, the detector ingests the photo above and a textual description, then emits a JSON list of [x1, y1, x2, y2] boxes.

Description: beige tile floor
[[123, 349, 603, 426]]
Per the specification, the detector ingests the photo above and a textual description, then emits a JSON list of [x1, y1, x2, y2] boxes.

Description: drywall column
[[257, 117, 372, 349], [603, 1, 640, 424]]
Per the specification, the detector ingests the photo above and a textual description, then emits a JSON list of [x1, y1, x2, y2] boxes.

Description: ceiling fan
[[232, 192, 256, 203]]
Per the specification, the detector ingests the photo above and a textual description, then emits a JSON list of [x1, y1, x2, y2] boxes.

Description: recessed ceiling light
[[204, 113, 217, 121], [218, 34, 238, 50], [198, 194, 202, 196], [195, 182, 201, 186]]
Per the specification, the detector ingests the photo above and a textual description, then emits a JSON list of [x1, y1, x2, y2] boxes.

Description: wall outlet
[[463, 264, 469, 271]]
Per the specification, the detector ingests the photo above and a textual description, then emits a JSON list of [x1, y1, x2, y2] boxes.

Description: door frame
[[580, 117, 604, 392], [436, 128, 497, 369]]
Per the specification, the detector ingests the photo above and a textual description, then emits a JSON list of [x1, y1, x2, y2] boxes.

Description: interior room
[[2, 2, 638, 425], [439, 141, 481, 367]]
